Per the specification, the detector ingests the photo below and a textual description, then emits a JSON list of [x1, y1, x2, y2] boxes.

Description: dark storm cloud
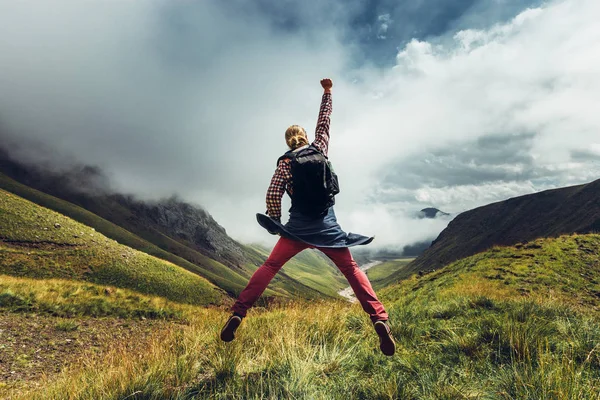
[[218, 0, 359, 32], [343, 0, 542, 65], [570, 148, 600, 162], [379, 132, 556, 193], [214, 0, 542, 67]]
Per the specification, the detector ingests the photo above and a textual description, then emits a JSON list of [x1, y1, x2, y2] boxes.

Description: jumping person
[[220, 78, 395, 356]]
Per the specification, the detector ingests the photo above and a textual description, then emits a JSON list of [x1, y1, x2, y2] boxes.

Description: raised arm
[[312, 78, 333, 157]]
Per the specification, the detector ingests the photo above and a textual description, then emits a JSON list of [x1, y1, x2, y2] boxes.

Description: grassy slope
[[0, 274, 188, 319], [0, 189, 224, 306], [0, 311, 174, 391], [0, 173, 338, 300], [365, 257, 414, 290], [397, 178, 600, 281], [380, 233, 600, 309], [0, 173, 289, 298], [0, 274, 195, 392], [9, 233, 600, 399]]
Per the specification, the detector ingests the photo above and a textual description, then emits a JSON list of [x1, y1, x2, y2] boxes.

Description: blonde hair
[[285, 125, 309, 150]]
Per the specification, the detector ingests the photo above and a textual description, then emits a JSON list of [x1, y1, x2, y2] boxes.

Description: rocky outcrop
[[114, 195, 249, 268], [0, 148, 251, 269]]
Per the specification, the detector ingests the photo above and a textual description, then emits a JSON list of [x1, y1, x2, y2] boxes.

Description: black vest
[[277, 145, 340, 218]]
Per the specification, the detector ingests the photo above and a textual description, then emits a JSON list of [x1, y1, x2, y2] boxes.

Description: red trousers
[[232, 236, 388, 323]]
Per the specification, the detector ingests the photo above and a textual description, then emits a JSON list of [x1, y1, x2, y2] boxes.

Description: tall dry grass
[[8, 294, 600, 400]]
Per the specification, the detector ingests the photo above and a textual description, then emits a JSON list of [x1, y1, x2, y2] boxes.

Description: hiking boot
[[373, 320, 396, 356], [220, 315, 242, 342]]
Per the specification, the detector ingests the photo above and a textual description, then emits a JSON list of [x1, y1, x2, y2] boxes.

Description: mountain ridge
[[388, 178, 600, 282]]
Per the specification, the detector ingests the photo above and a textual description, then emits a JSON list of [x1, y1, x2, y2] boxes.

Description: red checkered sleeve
[[266, 158, 293, 220], [312, 92, 332, 157]]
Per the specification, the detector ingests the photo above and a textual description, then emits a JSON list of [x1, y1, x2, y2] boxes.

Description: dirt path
[[338, 261, 382, 302]]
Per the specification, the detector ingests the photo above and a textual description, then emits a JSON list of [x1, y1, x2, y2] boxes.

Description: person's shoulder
[[277, 157, 292, 167]]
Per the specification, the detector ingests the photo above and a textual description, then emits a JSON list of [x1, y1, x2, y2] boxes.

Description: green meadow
[[366, 258, 414, 290], [1, 187, 600, 398], [0, 189, 223, 306]]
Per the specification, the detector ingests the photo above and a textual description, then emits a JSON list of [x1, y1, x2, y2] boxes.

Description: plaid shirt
[[266, 92, 332, 220]]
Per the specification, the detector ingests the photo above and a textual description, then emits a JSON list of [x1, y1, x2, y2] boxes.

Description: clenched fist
[[320, 78, 333, 93]]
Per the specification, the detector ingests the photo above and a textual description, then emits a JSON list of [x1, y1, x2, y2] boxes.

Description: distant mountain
[[0, 148, 247, 269], [418, 207, 450, 219], [387, 178, 600, 282], [111, 194, 251, 270]]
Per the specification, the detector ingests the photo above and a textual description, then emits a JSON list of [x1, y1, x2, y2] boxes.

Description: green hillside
[[0, 173, 342, 300], [0, 274, 188, 319], [380, 233, 600, 308], [0, 189, 224, 306], [400, 178, 600, 279], [249, 243, 348, 298], [365, 257, 414, 290], [8, 233, 600, 399]]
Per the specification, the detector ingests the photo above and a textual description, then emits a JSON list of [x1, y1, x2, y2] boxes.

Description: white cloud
[[377, 13, 392, 39], [1, 0, 600, 251], [336, 0, 600, 242]]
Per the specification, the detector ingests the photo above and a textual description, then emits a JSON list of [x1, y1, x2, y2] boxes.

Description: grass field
[[3, 233, 600, 398], [0, 189, 224, 306], [0, 273, 195, 392], [381, 234, 600, 310], [366, 258, 414, 290], [0, 274, 189, 319]]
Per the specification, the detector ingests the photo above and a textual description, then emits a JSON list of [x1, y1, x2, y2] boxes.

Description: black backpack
[[278, 145, 340, 217]]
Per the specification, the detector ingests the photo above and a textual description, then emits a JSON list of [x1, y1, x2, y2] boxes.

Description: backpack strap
[[277, 144, 327, 167], [306, 144, 328, 159], [276, 151, 294, 167]]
